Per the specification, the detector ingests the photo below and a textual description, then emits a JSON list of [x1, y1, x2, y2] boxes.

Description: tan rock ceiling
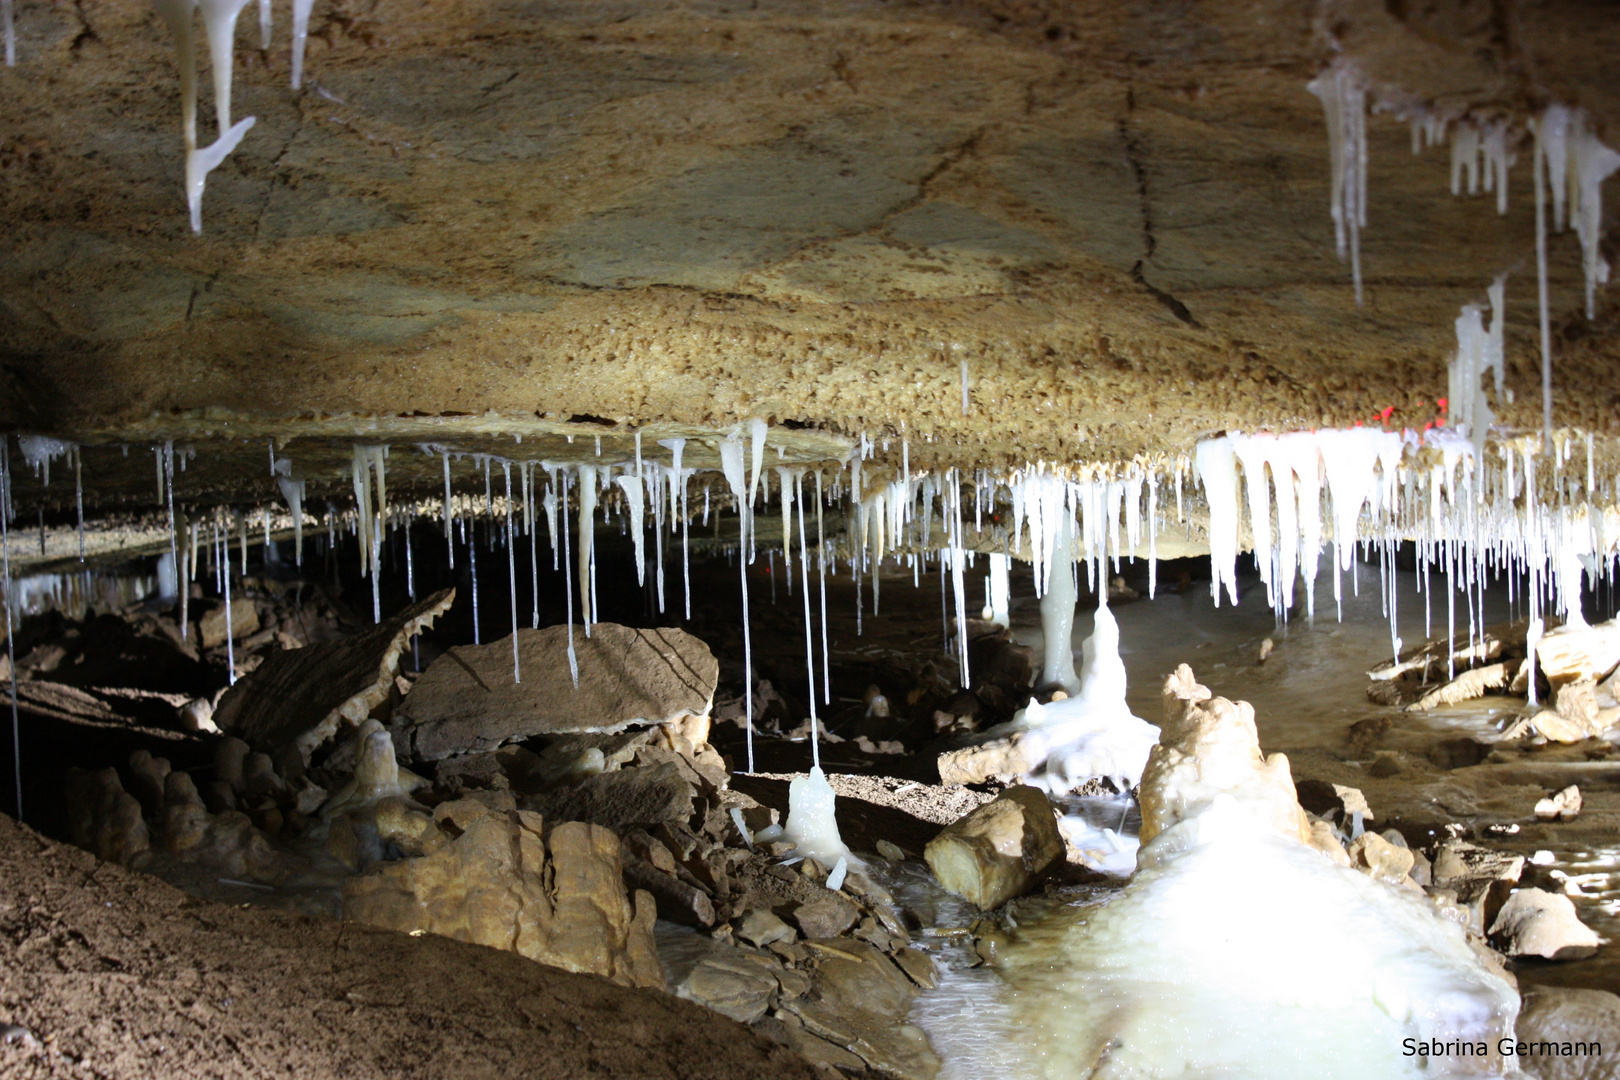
[[1, 0, 1618, 505]]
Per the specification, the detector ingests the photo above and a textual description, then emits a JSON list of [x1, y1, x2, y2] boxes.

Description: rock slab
[[396, 623, 718, 760], [214, 589, 455, 762]]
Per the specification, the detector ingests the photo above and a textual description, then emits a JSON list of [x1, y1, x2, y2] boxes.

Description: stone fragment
[[889, 947, 939, 990], [374, 796, 447, 857], [785, 939, 939, 1079], [1534, 785, 1583, 821], [197, 600, 259, 650], [394, 623, 718, 760], [213, 589, 454, 763], [1488, 888, 1602, 961], [664, 938, 783, 1024], [1294, 779, 1374, 825], [782, 1025, 868, 1073], [623, 854, 716, 928], [1515, 986, 1620, 1080], [178, 696, 218, 732], [1405, 662, 1511, 711], [936, 733, 1039, 787], [923, 785, 1062, 910], [736, 908, 796, 948], [876, 839, 908, 863], [343, 814, 663, 989], [1347, 831, 1415, 886], [791, 893, 859, 939]]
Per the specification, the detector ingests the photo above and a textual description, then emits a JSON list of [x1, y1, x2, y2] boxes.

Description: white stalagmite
[[1015, 598, 1161, 795], [781, 765, 855, 870], [1306, 60, 1369, 304], [987, 552, 1011, 627]]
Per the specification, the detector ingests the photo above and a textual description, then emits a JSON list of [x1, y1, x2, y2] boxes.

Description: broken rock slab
[[1488, 888, 1602, 961], [1516, 986, 1620, 1080], [923, 785, 1062, 911], [394, 623, 718, 761], [1536, 617, 1620, 687], [213, 589, 454, 764], [342, 803, 663, 989]]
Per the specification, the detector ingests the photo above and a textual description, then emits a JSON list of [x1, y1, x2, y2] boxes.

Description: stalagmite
[[781, 765, 855, 870], [1306, 60, 1368, 304]]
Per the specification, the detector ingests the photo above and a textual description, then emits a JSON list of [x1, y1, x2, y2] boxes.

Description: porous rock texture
[[0, 815, 820, 1080], [1, 0, 1619, 504]]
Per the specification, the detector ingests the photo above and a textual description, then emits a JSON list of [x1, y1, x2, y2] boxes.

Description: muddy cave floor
[[2, 539, 1619, 1076]]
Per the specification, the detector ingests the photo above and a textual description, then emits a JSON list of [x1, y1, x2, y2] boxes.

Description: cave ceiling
[[1, 0, 1618, 512]]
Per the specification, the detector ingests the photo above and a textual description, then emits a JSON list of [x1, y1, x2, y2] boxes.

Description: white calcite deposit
[[916, 667, 1520, 1080]]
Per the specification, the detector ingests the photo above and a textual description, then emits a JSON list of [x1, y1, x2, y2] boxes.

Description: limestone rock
[[663, 935, 786, 1025], [524, 760, 697, 832], [735, 908, 796, 948], [1515, 986, 1620, 1080], [197, 600, 259, 650], [1536, 618, 1620, 687], [923, 785, 1062, 910], [785, 939, 939, 1080], [213, 589, 454, 763], [1347, 831, 1415, 886], [1535, 785, 1583, 821], [936, 733, 1039, 787], [342, 812, 663, 989], [1405, 662, 1511, 711], [623, 853, 716, 928], [791, 893, 860, 939], [395, 624, 718, 760], [1488, 888, 1602, 961]]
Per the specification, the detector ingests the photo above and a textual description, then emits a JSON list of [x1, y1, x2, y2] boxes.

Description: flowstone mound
[[916, 665, 1522, 1080]]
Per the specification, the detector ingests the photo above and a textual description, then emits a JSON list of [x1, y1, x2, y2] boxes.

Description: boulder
[[1515, 986, 1620, 1080], [936, 733, 1040, 787], [1346, 831, 1415, 886], [341, 806, 663, 989], [1535, 618, 1620, 687], [923, 785, 1062, 911], [735, 908, 796, 948], [196, 600, 259, 650], [1488, 888, 1602, 961], [213, 589, 454, 763], [394, 623, 718, 760]]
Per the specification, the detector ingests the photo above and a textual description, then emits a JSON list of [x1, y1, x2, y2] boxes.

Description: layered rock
[[213, 589, 454, 765], [342, 800, 663, 990], [394, 624, 718, 761]]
